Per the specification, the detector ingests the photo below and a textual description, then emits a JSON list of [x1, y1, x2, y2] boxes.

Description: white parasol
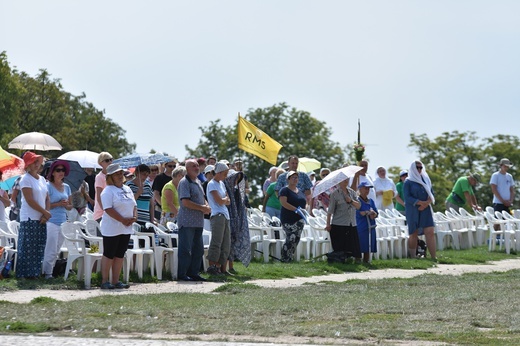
[[312, 165, 363, 198], [8, 132, 62, 151], [58, 150, 101, 169]]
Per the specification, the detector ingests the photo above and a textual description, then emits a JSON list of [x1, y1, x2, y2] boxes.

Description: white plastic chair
[[61, 223, 102, 289], [145, 222, 177, 280], [484, 211, 513, 254], [0, 221, 17, 269], [73, 221, 104, 253], [444, 210, 473, 249], [500, 211, 520, 251], [308, 216, 330, 259], [459, 208, 486, 246], [124, 223, 155, 281], [433, 212, 458, 250]]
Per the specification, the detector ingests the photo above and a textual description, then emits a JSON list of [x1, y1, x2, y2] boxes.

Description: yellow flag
[[237, 115, 283, 165]]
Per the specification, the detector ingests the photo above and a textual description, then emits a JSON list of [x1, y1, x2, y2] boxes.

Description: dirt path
[[2, 259, 520, 304]]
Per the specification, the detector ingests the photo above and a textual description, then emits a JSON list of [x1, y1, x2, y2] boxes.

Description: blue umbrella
[[113, 153, 175, 169], [0, 176, 19, 191]]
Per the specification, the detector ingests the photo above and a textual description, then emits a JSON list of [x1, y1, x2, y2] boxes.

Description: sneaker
[[100, 282, 115, 289], [223, 270, 235, 276], [207, 265, 223, 276], [114, 281, 130, 289], [228, 268, 238, 275]]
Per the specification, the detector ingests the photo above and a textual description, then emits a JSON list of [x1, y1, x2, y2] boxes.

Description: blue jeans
[[265, 206, 281, 219], [177, 226, 204, 279]]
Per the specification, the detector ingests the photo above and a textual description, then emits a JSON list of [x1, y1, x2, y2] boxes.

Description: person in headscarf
[[224, 169, 251, 273], [403, 160, 436, 260], [373, 166, 397, 211]]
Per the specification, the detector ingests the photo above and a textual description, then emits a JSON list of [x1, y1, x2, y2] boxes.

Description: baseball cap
[[203, 165, 215, 174], [358, 181, 373, 189], [399, 170, 408, 177], [287, 170, 298, 179]]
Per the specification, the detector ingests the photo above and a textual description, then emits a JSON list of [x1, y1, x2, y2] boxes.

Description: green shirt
[[395, 181, 405, 211], [446, 176, 474, 207], [265, 182, 281, 209]]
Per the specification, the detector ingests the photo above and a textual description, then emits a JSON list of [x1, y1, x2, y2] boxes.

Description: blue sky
[[2, 1, 519, 175]]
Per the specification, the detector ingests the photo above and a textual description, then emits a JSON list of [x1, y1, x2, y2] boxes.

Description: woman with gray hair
[[160, 165, 187, 226]]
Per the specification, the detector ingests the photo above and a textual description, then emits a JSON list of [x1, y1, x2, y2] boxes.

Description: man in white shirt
[[490, 158, 515, 216]]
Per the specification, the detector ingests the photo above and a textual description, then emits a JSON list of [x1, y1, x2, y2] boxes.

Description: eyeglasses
[[54, 168, 66, 173], [416, 165, 423, 170], [103, 158, 113, 163]]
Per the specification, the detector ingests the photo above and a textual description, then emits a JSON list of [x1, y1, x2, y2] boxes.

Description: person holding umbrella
[[43, 160, 72, 279], [325, 177, 362, 262], [355, 181, 378, 263], [16, 151, 51, 279]]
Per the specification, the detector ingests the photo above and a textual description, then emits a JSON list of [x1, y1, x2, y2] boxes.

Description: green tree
[[0, 52, 135, 157], [186, 103, 346, 206]]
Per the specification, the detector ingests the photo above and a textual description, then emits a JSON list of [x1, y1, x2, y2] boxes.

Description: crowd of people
[[0, 149, 515, 286]]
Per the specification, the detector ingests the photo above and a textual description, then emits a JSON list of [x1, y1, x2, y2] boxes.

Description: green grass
[[0, 245, 519, 345]]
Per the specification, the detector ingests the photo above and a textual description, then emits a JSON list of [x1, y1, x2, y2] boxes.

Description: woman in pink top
[[93, 152, 113, 221]]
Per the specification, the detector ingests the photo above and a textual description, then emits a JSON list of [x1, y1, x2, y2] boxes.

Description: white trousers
[[42, 222, 65, 276]]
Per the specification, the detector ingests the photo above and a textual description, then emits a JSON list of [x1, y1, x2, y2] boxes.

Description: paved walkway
[[0, 336, 319, 346], [2, 259, 520, 304]]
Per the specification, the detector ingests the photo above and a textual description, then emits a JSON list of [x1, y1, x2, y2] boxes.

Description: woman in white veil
[[403, 160, 436, 260]]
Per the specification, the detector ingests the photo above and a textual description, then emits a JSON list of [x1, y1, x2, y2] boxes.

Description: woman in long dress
[[224, 170, 250, 273], [403, 160, 436, 260], [16, 152, 51, 278]]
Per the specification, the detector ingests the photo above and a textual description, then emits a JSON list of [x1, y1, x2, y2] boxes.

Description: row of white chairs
[[480, 207, 520, 254], [248, 208, 331, 262]]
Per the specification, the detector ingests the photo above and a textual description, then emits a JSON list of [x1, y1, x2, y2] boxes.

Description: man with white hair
[[177, 159, 211, 282]]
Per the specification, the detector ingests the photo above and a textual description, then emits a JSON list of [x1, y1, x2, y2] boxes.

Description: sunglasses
[[166, 164, 175, 168], [103, 158, 113, 163], [151, 169, 159, 172], [416, 165, 423, 170], [54, 168, 66, 173]]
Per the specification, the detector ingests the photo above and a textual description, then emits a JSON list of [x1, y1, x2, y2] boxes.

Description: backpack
[[52, 258, 68, 277], [417, 239, 427, 258]]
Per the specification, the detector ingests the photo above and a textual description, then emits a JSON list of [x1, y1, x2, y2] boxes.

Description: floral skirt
[[16, 219, 47, 278]]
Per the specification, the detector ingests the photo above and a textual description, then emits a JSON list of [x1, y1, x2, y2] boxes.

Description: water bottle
[[1, 260, 12, 278]]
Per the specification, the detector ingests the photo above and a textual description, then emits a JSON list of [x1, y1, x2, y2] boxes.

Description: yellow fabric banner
[[237, 116, 283, 165]]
